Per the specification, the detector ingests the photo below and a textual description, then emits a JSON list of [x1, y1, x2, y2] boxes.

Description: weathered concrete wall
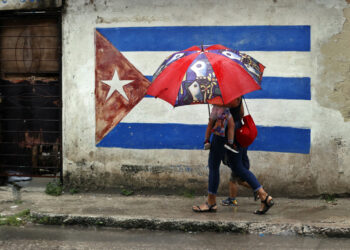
[[61, 0, 350, 197]]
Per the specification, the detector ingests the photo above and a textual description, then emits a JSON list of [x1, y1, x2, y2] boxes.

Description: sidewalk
[[1, 185, 350, 237]]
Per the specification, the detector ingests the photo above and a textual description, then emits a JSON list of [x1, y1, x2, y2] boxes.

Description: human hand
[[204, 140, 211, 150]]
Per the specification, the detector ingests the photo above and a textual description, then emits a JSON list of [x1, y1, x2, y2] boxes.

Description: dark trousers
[[227, 145, 262, 191], [208, 134, 226, 194]]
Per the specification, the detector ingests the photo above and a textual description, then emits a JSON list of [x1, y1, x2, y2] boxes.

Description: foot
[[254, 195, 274, 215], [224, 143, 239, 153], [221, 197, 238, 206], [253, 190, 259, 201], [192, 202, 217, 213]]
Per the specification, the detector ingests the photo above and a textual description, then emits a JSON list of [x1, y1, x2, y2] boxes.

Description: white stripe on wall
[[123, 51, 312, 77], [122, 98, 312, 128]]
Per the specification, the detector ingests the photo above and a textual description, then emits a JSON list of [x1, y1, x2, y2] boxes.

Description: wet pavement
[[1, 183, 350, 237], [2, 225, 350, 249]]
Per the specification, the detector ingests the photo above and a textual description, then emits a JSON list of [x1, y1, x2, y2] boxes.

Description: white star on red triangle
[[102, 70, 133, 101]]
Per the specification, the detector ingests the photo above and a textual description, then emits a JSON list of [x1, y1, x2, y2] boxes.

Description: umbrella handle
[[207, 104, 211, 116], [242, 96, 250, 114]]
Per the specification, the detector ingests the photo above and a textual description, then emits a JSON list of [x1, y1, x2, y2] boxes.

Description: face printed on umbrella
[[188, 81, 203, 102], [175, 54, 222, 106], [190, 61, 208, 77]]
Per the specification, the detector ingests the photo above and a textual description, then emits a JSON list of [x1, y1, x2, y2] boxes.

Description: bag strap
[[242, 96, 250, 115]]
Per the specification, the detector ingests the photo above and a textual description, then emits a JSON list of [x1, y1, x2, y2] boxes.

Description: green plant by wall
[[321, 194, 337, 204], [69, 187, 79, 195], [0, 209, 30, 226], [177, 189, 195, 198], [45, 180, 63, 196], [121, 189, 134, 196]]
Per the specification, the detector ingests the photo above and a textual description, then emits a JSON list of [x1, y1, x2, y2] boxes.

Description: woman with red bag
[[193, 96, 274, 214], [225, 96, 275, 215]]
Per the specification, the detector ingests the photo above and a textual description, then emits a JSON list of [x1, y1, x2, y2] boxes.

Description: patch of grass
[[37, 216, 50, 224], [0, 209, 30, 226], [45, 180, 63, 196], [16, 209, 30, 217], [121, 189, 134, 196], [181, 189, 195, 199], [69, 187, 79, 195], [322, 194, 337, 204]]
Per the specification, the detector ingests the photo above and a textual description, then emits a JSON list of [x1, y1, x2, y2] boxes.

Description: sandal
[[253, 191, 260, 201], [254, 195, 274, 215], [192, 202, 217, 213]]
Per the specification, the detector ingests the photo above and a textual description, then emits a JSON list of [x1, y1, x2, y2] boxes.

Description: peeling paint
[[318, 7, 350, 121]]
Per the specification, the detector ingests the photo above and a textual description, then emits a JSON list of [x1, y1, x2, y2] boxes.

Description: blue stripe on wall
[[97, 26, 310, 52], [145, 76, 311, 100], [246, 77, 311, 100], [97, 123, 310, 154]]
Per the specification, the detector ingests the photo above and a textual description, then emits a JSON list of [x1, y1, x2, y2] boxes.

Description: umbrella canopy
[[147, 44, 265, 107]]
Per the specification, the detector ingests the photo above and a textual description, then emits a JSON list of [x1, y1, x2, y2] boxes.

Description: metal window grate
[[0, 13, 62, 179]]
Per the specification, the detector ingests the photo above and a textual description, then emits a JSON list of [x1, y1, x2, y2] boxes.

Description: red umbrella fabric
[[147, 44, 265, 107]]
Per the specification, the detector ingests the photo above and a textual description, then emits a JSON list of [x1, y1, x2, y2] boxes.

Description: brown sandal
[[192, 202, 217, 213], [254, 195, 274, 215]]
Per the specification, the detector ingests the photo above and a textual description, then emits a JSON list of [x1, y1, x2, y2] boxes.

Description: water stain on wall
[[319, 7, 350, 121]]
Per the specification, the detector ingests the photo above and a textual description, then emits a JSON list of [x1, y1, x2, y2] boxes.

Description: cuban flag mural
[[95, 26, 311, 154]]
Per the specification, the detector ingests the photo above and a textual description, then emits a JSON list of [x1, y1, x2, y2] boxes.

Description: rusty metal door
[[0, 12, 62, 179]]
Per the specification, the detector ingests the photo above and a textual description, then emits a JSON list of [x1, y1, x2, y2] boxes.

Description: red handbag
[[236, 98, 258, 147]]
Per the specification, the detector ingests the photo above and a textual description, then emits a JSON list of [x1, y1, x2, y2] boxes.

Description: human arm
[[227, 116, 235, 144], [204, 118, 215, 149], [240, 98, 244, 119]]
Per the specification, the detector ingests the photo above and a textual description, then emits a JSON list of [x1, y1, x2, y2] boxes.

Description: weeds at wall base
[[45, 180, 63, 196], [0, 209, 30, 226]]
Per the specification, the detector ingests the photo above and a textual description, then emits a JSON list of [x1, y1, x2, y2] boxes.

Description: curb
[[30, 212, 350, 238]]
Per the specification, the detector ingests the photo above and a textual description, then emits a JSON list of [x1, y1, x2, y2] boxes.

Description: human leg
[[240, 147, 259, 200], [229, 180, 238, 198], [235, 148, 251, 189], [221, 180, 238, 206], [193, 135, 225, 212], [227, 149, 261, 192], [222, 147, 249, 206], [227, 117, 235, 144], [227, 149, 274, 214], [207, 135, 226, 196]]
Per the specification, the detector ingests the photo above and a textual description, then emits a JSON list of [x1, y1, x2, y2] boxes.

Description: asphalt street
[[2, 225, 350, 250]]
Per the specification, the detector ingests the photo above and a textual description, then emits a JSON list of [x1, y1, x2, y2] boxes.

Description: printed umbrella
[[147, 44, 264, 107]]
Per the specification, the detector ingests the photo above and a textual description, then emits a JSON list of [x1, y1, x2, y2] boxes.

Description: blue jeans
[[227, 145, 262, 192], [208, 134, 226, 195], [229, 147, 250, 181]]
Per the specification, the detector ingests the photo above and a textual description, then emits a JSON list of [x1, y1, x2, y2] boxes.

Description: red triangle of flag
[[95, 31, 150, 143]]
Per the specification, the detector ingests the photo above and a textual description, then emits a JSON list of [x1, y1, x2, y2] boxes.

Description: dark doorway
[[0, 11, 62, 179]]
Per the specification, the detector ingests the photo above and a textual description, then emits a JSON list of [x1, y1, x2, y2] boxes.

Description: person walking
[[225, 96, 274, 214], [192, 103, 237, 212]]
